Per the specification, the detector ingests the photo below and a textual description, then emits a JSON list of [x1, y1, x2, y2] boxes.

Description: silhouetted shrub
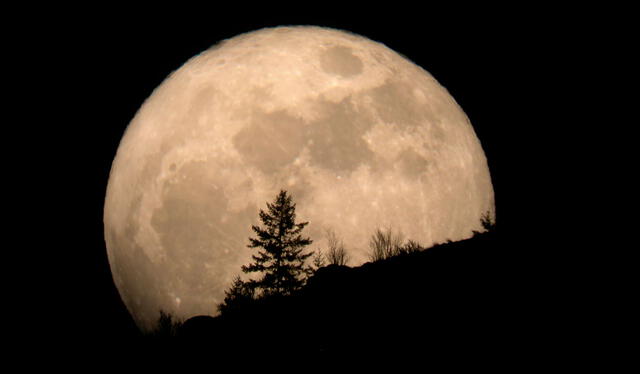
[[218, 276, 255, 315], [397, 239, 424, 255], [368, 227, 405, 261]]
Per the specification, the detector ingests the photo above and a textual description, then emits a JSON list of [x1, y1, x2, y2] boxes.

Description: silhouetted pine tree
[[242, 190, 313, 297]]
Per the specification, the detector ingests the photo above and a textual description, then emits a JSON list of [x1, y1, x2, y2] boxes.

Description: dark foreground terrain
[[151, 229, 536, 360]]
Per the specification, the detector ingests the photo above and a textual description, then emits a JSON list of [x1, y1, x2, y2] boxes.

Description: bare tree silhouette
[[368, 227, 405, 261], [312, 249, 326, 270], [325, 228, 350, 266]]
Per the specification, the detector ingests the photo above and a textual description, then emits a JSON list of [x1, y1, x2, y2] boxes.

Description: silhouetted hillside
[[173, 230, 527, 358]]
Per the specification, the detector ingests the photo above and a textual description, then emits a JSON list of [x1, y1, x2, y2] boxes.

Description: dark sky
[[21, 7, 583, 350]]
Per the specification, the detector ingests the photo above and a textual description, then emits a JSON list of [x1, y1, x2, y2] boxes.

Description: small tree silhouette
[[473, 211, 496, 235], [150, 310, 182, 338], [325, 228, 350, 266], [218, 275, 255, 315], [241, 190, 314, 297], [481, 211, 496, 231]]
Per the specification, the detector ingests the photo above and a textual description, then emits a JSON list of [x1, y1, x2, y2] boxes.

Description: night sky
[[22, 7, 584, 351]]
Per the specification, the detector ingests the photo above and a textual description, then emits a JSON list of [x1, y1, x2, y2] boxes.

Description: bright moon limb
[[104, 26, 494, 331]]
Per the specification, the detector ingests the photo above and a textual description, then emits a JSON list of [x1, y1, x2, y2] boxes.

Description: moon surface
[[104, 26, 494, 331]]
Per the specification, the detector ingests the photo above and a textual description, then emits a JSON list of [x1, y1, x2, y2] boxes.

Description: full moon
[[104, 26, 494, 331]]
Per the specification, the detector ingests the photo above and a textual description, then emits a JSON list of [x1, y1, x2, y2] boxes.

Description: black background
[[17, 5, 595, 353]]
